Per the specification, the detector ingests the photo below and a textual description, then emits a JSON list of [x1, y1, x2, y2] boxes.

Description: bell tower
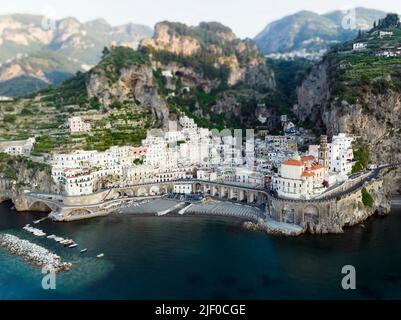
[[319, 135, 329, 174]]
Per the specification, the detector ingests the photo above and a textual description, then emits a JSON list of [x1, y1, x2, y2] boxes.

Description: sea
[[1, 198, 401, 300]]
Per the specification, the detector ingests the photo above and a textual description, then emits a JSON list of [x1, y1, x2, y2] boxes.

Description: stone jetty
[[0, 233, 72, 272]]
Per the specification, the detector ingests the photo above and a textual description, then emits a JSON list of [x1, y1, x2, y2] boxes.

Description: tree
[[380, 13, 400, 28], [102, 46, 110, 58]]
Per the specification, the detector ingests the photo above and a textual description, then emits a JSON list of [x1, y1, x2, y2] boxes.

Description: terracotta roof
[[301, 171, 315, 177], [310, 164, 323, 170], [301, 155, 315, 162], [283, 160, 304, 166]]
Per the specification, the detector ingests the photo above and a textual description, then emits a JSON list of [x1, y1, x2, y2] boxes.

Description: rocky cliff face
[[140, 21, 277, 128], [141, 23, 201, 56], [87, 48, 169, 127], [0, 155, 60, 209], [295, 58, 401, 192]]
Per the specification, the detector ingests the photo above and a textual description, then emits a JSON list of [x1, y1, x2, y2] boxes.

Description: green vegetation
[[33, 135, 65, 154], [39, 71, 88, 107], [326, 14, 401, 104], [96, 46, 150, 83], [352, 139, 370, 173], [362, 188, 374, 208], [266, 58, 313, 114], [0, 152, 49, 180], [144, 47, 230, 82], [3, 114, 16, 123]]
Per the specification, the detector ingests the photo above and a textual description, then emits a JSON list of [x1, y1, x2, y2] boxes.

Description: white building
[[353, 43, 367, 51], [197, 169, 217, 181], [272, 154, 325, 200], [51, 146, 138, 195], [329, 133, 355, 175], [379, 31, 393, 38], [69, 116, 91, 133], [174, 184, 192, 194], [179, 115, 197, 130], [0, 138, 36, 156]]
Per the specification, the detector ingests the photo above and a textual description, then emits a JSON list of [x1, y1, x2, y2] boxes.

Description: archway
[[136, 187, 148, 197], [304, 205, 320, 228], [282, 205, 295, 224], [28, 201, 53, 213], [150, 186, 160, 195], [66, 208, 93, 217]]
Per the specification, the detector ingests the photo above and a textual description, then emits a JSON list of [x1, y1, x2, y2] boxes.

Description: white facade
[[0, 138, 35, 156], [272, 154, 325, 200], [174, 184, 192, 194], [353, 43, 367, 51], [179, 115, 197, 130], [329, 133, 355, 175]]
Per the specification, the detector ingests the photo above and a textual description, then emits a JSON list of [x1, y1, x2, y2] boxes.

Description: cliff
[[87, 47, 169, 127], [140, 21, 278, 129], [295, 22, 401, 192], [0, 153, 59, 210], [295, 57, 401, 169]]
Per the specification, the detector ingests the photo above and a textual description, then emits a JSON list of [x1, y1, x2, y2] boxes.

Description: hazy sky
[[1, 0, 401, 38]]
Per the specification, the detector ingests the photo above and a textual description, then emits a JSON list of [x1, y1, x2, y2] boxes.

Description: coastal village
[[0, 113, 356, 201]]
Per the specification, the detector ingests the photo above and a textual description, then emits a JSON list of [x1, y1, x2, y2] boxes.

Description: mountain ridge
[[0, 14, 153, 97], [254, 7, 388, 58]]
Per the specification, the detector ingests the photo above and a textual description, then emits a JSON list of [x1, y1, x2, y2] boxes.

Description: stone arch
[[304, 205, 320, 226], [28, 201, 53, 213], [66, 208, 93, 217], [136, 187, 148, 197], [282, 204, 295, 224], [149, 185, 160, 195], [160, 185, 169, 194], [194, 183, 202, 193]]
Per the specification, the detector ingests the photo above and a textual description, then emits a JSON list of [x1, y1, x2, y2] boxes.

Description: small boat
[[69, 244, 78, 248], [60, 239, 74, 246], [97, 253, 105, 258], [80, 249, 88, 254], [47, 234, 56, 239], [54, 237, 64, 242]]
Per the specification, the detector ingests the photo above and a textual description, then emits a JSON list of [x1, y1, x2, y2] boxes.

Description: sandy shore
[[116, 198, 182, 215]]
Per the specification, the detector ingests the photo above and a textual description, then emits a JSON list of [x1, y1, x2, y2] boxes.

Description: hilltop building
[[353, 43, 367, 51], [68, 116, 91, 133]]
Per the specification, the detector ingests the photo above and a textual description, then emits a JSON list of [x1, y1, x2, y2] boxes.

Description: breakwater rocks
[[244, 220, 305, 237], [0, 234, 72, 272]]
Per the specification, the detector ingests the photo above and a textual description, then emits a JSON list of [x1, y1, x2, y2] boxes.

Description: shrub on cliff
[[362, 188, 374, 208], [352, 139, 370, 174]]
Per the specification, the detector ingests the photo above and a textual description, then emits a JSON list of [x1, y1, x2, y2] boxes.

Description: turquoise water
[[1, 200, 401, 300]]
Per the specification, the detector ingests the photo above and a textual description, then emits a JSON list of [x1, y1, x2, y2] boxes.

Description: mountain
[[140, 21, 278, 129], [254, 7, 387, 59], [0, 21, 282, 154], [294, 13, 401, 191], [0, 14, 153, 97]]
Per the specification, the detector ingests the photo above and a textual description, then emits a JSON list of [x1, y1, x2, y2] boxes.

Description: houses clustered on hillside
[[353, 25, 401, 57], [46, 113, 354, 200], [0, 113, 356, 200]]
